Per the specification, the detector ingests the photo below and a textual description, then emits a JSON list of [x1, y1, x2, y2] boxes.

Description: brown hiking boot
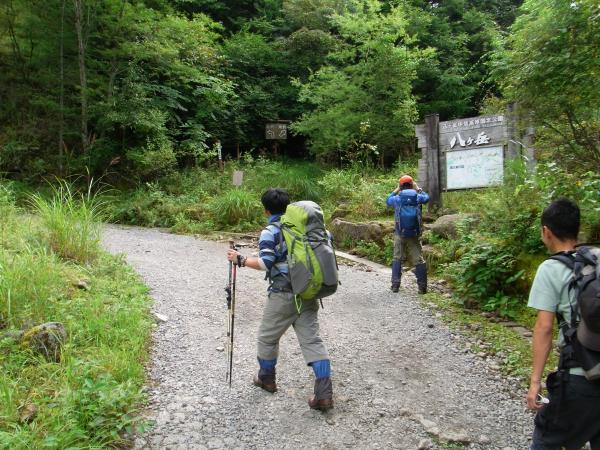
[[308, 396, 334, 411], [308, 377, 333, 411], [253, 369, 277, 393]]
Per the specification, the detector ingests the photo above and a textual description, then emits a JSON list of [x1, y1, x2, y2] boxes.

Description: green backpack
[[276, 201, 339, 304]]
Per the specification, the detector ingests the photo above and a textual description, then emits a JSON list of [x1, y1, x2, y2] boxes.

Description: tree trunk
[[58, 0, 65, 175], [73, 0, 89, 156], [107, 0, 126, 99], [6, 0, 26, 80]]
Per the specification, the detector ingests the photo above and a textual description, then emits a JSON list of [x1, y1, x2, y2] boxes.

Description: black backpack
[[549, 246, 600, 381]]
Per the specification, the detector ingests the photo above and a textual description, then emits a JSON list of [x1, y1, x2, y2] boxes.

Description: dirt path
[[102, 225, 532, 450]]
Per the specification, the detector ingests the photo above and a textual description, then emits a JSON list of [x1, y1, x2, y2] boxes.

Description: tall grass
[[104, 159, 420, 232], [0, 180, 152, 448], [29, 180, 106, 264], [208, 189, 263, 229], [0, 244, 65, 328]]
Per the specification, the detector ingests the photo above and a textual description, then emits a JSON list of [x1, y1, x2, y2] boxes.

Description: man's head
[[540, 198, 580, 248], [399, 175, 414, 190], [261, 188, 290, 215]]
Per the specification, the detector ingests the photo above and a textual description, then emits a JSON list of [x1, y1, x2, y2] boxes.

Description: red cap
[[399, 175, 413, 186]]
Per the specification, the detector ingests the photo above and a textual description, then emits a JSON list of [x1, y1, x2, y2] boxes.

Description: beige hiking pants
[[257, 290, 329, 365], [393, 235, 425, 267]]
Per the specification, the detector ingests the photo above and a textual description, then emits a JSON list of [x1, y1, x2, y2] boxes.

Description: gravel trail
[[102, 225, 533, 450]]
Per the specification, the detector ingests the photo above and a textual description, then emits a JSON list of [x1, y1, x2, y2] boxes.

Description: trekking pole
[[225, 240, 236, 387]]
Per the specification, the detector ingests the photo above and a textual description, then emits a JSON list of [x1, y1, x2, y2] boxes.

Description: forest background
[[2, 0, 600, 318], [1, 1, 600, 447]]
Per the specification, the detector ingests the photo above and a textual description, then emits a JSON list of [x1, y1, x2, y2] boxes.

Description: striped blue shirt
[[259, 214, 289, 276]]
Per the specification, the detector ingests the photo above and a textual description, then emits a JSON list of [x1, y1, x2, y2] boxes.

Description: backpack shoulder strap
[[548, 251, 576, 271], [548, 251, 580, 329], [269, 221, 285, 249], [264, 221, 285, 283]]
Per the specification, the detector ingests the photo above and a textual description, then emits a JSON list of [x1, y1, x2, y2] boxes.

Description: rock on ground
[[21, 322, 67, 362], [102, 225, 533, 450], [427, 214, 477, 239], [329, 218, 394, 246]]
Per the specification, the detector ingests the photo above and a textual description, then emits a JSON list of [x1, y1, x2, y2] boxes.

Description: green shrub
[[354, 236, 394, 266], [0, 182, 16, 209], [434, 159, 599, 318], [207, 189, 263, 230], [29, 180, 105, 264], [242, 159, 324, 202], [318, 169, 362, 200], [104, 159, 423, 233], [126, 136, 177, 180], [107, 186, 186, 228], [351, 180, 392, 219], [171, 213, 214, 234], [446, 238, 525, 314]]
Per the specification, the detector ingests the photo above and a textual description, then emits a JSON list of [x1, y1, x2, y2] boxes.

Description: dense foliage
[[494, 0, 600, 171], [2, 0, 534, 179], [1, 0, 598, 319], [436, 162, 600, 318]]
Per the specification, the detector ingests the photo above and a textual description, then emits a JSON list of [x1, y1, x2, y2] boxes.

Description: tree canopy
[[495, 0, 600, 168], [2, 0, 596, 179]]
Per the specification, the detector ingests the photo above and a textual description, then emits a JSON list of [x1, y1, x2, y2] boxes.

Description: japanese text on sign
[[265, 123, 287, 140], [449, 131, 490, 149], [440, 115, 504, 131]]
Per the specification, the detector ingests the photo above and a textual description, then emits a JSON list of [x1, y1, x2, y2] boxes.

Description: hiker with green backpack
[[526, 198, 600, 449], [226, 188, 338, 411]]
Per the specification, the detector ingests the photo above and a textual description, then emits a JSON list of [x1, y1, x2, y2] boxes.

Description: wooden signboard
[[415, 110, 528, 211], [439, 114, 507, 191], [265, 123, 287, 140]]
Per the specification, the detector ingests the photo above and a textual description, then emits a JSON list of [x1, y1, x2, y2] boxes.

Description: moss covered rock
[[428, 214, 478, 239], [21, 322, 67, 362]]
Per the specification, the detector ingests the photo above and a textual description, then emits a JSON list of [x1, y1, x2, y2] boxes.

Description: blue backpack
[[394, 189, 422, 237]]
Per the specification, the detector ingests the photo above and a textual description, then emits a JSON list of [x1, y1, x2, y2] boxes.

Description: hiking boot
[[308, 377, 333, 411], [253, 368, 277, 393], [391, 283, 400, 293]]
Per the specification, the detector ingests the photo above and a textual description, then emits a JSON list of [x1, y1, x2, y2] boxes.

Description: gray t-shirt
[[527, 258, 584, 376]]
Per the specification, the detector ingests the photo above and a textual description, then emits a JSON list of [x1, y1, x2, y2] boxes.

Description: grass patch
[[104, 159, 415, 232], [0, 180, 152, 449], [29, 180, 106, 264]]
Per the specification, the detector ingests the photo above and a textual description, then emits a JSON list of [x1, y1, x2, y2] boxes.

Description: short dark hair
[[261, 188, 289, 214], [541, 197, 580, 241], [401, 182, 413, 189]]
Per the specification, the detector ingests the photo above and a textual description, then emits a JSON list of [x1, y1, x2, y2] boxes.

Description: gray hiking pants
[[257, 290, 329, 365], [393, 235, 425, 266]]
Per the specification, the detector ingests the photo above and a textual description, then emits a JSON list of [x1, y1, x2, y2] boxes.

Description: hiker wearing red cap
[[386, 175, 429, 294], [527, 198, 600, 449]]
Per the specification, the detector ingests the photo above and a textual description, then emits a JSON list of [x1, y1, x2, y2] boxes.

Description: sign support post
[[425, 114, 442, 212]]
